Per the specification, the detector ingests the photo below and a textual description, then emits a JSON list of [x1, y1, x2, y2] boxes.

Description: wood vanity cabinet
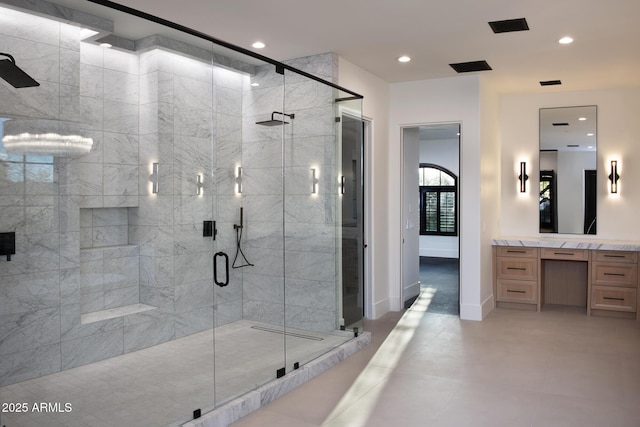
[[494, 247, 539, 309], [493, 244, 640, 320], [591, 250, 638, 316]]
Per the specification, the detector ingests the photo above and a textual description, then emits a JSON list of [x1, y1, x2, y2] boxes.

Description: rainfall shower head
[[0, 53, 39, 88], [256, 111, 295, 126]]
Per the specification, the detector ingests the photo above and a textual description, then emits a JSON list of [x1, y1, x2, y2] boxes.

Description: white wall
[[419, 137, 460, 258], [500, 88, 640, 241], [338, 57, 391, 318], [479, 78, 501, 314], [390, 75, 499, 320]]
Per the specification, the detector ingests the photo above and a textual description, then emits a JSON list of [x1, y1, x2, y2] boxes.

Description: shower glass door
[[282, 71, 364, 372], [0, 1, 363, 424], [212, 60, 287, 406], [337, 96, 365, 328]]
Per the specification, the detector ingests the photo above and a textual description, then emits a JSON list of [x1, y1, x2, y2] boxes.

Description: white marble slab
[[492, 238, 640, 251], [81, 303, 156, 324], [179, 331, 371, 427]]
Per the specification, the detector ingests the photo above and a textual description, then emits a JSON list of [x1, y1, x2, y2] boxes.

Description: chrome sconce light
[[150, 162, 159, 194], [196, 174, 204, 195], [609, 160, 620, 194], [236, 166, 243, 194], [518, 162, 529, 193], [311, 168, 319, 194]]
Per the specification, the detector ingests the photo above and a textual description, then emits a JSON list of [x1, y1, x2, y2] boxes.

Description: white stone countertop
[[492, 237, 640, 252]]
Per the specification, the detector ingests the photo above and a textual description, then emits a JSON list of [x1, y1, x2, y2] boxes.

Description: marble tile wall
[[78, 43, 139, 209], [240, 54, 340, 333], [79, 244, 140, 314], [0, 0, 343, 388], [133, 49, 244, 347], [0, 10, 83, 386]]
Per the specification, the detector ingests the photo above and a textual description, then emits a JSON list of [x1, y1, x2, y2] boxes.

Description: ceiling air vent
[[552, 122, 569, 126], [540, 80, 562, 86], [488, 18, 529, 33], [449, 60, 492, 73]]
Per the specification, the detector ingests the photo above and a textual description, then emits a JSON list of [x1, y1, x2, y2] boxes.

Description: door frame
[[399, 122, 461, 313]]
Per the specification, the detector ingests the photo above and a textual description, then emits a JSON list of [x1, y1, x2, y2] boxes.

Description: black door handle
[[214, 252, 229, 287]]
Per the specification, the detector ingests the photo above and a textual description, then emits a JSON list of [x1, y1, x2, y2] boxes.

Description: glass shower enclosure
[[0, 0, 364, 425]]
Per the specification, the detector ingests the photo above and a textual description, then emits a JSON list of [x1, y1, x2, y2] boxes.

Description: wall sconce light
[[150, 162, 159, 194], [340, 175, 345, 195], [311, 168, 319, 194], [236, 166, 243, 194], [196, 174, 204, 195], [609, 160, 620, 194], [518, 161, 528, 193]]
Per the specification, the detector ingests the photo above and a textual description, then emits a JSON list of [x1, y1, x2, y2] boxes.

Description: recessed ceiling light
[[587, 133, 594, 136], [252, 41, 266, 49], [558, 36, 574, 45], [99, 42, 112, 48], [251, 82, 260, 87], [578, 117, 587, 121], [398, 56, 411, 63]]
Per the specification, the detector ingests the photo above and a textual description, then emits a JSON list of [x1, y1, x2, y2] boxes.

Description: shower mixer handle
[[214, 252, 230, 287]]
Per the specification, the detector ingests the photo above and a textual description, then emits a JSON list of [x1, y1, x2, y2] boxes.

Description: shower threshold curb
[[179, 331, 371, 427]]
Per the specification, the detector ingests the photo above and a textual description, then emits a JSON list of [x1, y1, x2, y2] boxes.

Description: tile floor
[[231, 297, 640, 427], [0, 320, 351, 427]]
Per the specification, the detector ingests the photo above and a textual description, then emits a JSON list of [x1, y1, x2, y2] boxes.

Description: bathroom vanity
[[493, 239, 640, 319]]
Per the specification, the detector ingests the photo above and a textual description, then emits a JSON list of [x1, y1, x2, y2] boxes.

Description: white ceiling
[[75, 0, 640, 93], [110, 0, 640, 93]]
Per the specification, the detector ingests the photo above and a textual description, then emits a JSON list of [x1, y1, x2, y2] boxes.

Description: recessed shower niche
[[79, 207, 147, 319]]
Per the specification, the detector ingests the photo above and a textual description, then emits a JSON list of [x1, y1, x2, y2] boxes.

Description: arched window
[[419, 163, 457, 236]]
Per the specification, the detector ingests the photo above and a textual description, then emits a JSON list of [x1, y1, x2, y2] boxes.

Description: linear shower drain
[[250, 325, 324, 341]]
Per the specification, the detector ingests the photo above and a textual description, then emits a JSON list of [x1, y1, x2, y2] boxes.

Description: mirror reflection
[[539, 106, 597, 234]]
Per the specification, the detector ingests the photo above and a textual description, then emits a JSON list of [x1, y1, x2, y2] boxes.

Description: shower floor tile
[[0, 320, 352, 427]]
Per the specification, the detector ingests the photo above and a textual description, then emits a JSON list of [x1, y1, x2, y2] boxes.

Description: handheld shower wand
[[232, 207, 253, 268]]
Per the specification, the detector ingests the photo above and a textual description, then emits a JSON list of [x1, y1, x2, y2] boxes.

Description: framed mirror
[[539, 106, 597, 234]]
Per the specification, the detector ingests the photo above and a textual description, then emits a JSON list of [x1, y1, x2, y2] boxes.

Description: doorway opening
[[402, 123, 461, 315]]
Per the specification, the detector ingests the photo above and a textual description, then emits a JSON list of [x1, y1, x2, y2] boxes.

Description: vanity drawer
[[591, 286, 637, 312], [592, 262, 637, 287], [497, 280, 537, 303], [540, 248, 588, 261], [593, 250, 638, 264], [496, 257, 537, 280], [496, 246, 537, 258]]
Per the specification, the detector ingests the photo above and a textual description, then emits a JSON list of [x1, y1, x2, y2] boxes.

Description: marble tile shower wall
[[132, 49, 246, 347], [0, 3, 343, 387], [79, 208, 139, 314], [241, 54, 340, 333], [0, 11, 85, 386]]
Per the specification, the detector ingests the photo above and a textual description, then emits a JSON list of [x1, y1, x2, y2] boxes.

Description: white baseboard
[[481, 294, 495, 319], [404, 281, 420, 303], [372, 297, 392, 319], [460, 294, 495, 321]]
